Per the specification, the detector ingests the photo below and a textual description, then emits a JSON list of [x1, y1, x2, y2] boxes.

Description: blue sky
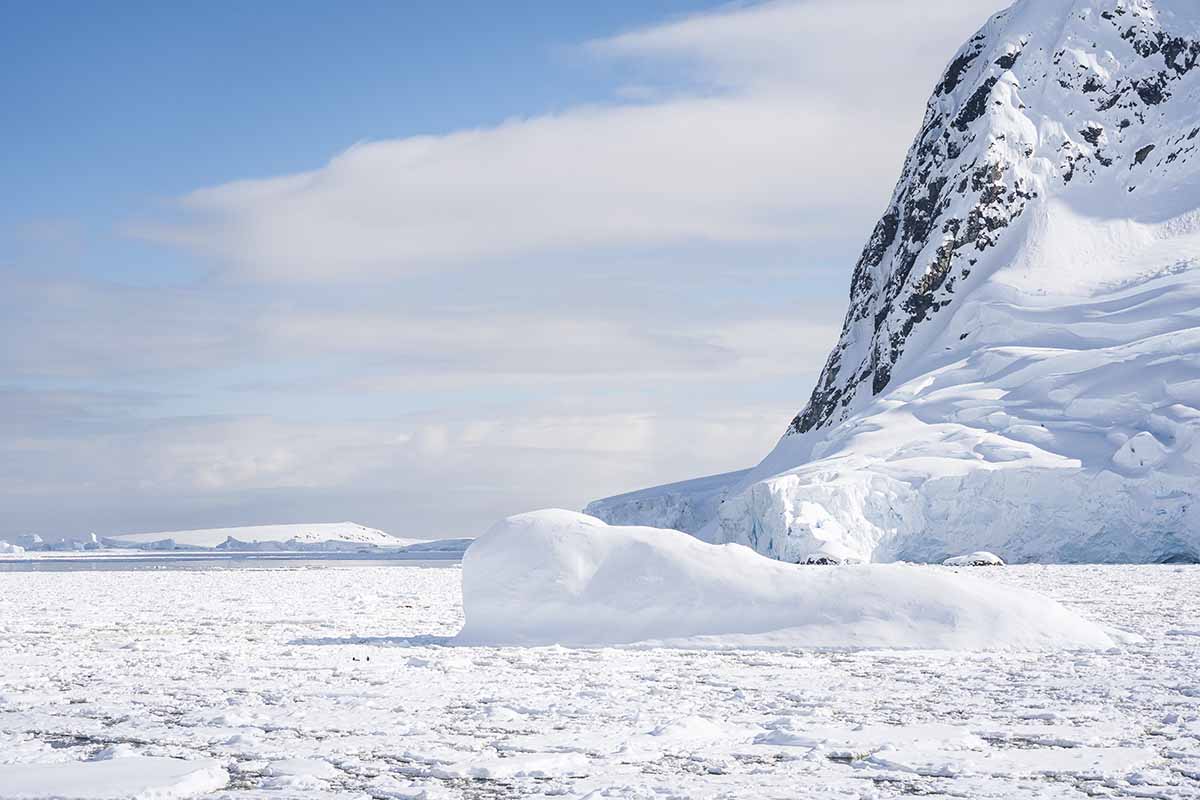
[[4, 1, 708, 284], [1, 0, 1006, 539]]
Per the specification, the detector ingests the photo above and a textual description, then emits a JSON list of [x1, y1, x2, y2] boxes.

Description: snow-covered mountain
[[588, 0, 1200, 564]]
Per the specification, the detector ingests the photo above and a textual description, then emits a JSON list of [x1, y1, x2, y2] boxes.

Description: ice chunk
[[0, 756, 229, 799], [867, 745, 1159, 779], [943, 552, 1005, 566], [265, 758, 338, 780], [754, 720, 983, 758], [457, 510, 1114, 650], [1112, 431, 1170, 472], [431, 752, 589, 780]]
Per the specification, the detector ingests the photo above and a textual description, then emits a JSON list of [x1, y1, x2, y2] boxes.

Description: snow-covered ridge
[[589, 0, 1200, 564]]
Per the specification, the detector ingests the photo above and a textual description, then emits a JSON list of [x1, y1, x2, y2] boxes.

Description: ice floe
[[0, 756, 228, 800]]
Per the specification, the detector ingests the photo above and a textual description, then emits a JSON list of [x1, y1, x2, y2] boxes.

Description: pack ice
[[588, 0, 1200, 564], [457, 510, 1114, 650]]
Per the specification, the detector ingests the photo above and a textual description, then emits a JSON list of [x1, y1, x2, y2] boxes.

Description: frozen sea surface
[[1, 564, 1198, 799], [0, 554, 459, 573]]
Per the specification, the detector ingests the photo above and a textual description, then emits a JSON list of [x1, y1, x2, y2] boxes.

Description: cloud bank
[[139, 0, 1007, 281], [6, 0, 1009, 539]]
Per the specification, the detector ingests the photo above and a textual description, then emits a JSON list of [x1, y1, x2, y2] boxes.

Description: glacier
[[588, 0, 1200, 564]]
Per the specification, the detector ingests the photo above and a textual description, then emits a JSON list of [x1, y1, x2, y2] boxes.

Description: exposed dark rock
[[995, 50, 1020, 70], [787, 0, 1200, 439], [937, 46, 983, 96], [954, 77, 999, 131]]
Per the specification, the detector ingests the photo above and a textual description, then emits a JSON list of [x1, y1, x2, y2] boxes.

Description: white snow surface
[[1, 562, 1198, 798], [0, 756, 229, 799], [458, 510, 1112, 650], [587, 0, 1200, 564], [104, 522, 408, 550]]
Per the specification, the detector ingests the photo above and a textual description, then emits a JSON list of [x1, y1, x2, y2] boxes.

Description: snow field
[[1, 563, 1198, 798]]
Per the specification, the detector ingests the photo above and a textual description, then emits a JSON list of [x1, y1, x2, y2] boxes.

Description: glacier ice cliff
[[588, 0, 1200, 564]]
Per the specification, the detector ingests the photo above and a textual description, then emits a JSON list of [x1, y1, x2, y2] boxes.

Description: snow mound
[[944, 552, 1005, 567], [0, 756, 228, 799], [0, 540, 25, 556], [456, 510, 1114, 650]]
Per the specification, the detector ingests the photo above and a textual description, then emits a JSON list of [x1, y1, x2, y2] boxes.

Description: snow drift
[[457, 510, 1114, 650], [588, 0, 1200, 564]]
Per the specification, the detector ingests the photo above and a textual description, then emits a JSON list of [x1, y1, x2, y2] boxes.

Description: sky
[[1, 0, 1008, 540]]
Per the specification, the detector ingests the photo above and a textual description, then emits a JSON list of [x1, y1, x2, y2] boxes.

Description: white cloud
[[255, 308, 840, 383], [143, 95, 886, 280], [137, 0, 1009, 281], [0, 395, 795, 537], [592, 0, 1006, 103], [5, 0, 1016, 538]]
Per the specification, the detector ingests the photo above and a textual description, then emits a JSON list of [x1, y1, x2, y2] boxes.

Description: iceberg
[[457, 510, 1113, 650]]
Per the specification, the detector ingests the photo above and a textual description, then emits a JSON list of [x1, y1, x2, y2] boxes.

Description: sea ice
[[0, 756, 228, 800], [1, 561, 1195, 798]]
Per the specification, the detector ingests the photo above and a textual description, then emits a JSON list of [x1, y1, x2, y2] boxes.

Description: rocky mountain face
[[793, 0, 1200, 436], [587, 0, 1200, 564]]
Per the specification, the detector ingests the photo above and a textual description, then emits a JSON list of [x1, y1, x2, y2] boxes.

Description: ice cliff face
[[587, 0, 1200, 564]]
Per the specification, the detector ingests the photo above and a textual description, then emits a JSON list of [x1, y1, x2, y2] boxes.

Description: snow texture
[[0, 756, 228, 799], [1, 562, 1197, 798], [457, 510, 1113, 649], [588, 0, 1200, 565]]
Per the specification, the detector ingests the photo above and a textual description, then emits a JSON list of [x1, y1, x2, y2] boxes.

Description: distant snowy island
[[0, 522, 472, 558]]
